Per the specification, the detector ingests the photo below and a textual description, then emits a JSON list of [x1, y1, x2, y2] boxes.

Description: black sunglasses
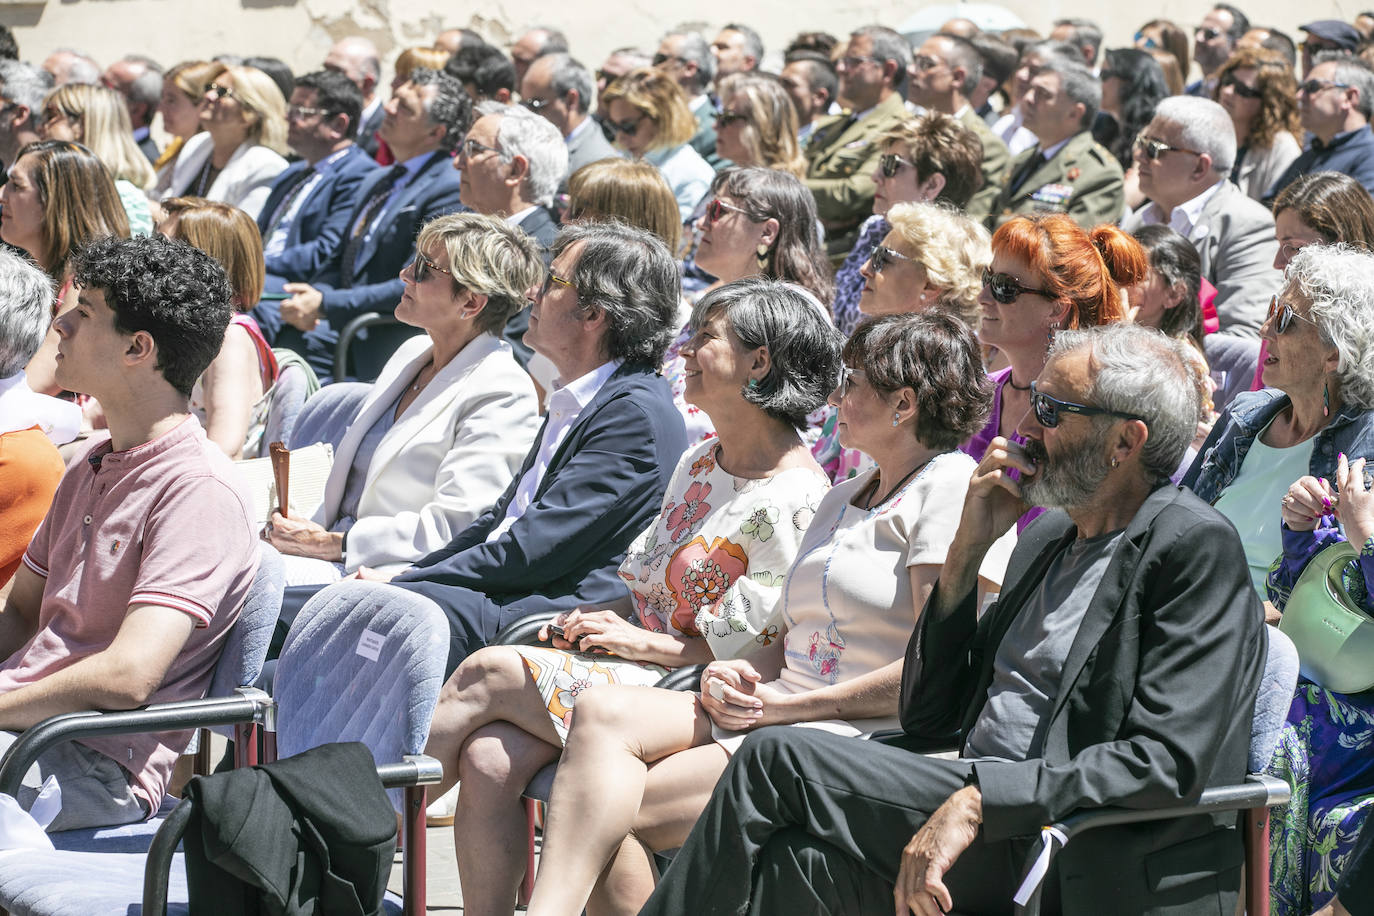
[[1195, 26, 1223, 41], [869, 244, 914, 274], [713, 111, 747, 128], [705, 198, 755, 225], [878, 153, 916, 178], [1219, 73, 1262, 100], [982, 269, 1054, 305], [413, 250, 455, 284], [1298, 78, 1352, 96], [1030, 381, 1145, 429], [652, 53, 686, 67], [204, 82, 235, 100], [1267, 295, 1319, 334], [1133, 136, 1202, 162], [609, 114, 645, 136]]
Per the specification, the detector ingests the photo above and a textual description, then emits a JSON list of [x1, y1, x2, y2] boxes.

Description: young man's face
[[51, 286, 134, 397]]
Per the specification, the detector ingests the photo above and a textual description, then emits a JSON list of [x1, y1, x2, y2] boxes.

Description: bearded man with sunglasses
[[641, 323, 1265, 916], [1124, 96, 1280, 337]]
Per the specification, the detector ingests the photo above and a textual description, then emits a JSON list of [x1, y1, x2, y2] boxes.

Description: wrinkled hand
[[281, 283, 324, 332], [554, 609, 645, 658], [1281, 475, 1333, 532], [699, 659, 788, 730], [894, 786, 983, 916], [961, 436, 1035, 550], [263, 511, 343, 561], [1336, 454, 1374, 550]]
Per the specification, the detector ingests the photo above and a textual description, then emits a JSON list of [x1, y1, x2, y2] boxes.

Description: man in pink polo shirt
[[0, 235, 258, 831]]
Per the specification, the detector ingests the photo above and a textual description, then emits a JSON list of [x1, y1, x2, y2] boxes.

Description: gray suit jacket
[[1124, 180, 1281, 337], [563, 118, 620, 189]]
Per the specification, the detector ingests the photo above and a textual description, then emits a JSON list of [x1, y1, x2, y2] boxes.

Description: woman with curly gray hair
[[1184, 242, 1374, 606]]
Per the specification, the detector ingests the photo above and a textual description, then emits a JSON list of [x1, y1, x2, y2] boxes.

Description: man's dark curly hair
[[71, 235, 233, 397]]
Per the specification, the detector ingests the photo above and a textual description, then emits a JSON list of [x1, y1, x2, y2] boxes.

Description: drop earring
[[756, 243, 770, 271], [1046, 321, 1060, 356], [1323, 381, 1330, 418], [892, 412, 901, 427]]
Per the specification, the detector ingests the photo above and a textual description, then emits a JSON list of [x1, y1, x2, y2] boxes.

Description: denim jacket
[[1182, 388, 1374, 503]]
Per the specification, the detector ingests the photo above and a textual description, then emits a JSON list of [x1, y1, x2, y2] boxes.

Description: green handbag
[[1278, 540, 1374, 694]]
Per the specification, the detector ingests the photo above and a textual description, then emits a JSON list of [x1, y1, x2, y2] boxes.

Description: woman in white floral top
[[422, 278, 841, 914], [524, 312, 996, 916]]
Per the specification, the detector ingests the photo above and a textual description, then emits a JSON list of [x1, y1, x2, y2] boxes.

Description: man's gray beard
[[1022, 432, 1112, 510]]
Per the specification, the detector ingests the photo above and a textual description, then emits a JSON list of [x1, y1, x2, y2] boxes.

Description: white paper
[[356, 629, 385, 662]]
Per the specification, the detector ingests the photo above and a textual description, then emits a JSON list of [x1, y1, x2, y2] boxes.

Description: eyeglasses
[[1195, 26, 1223, 41], [287, 104, 328, 121], [910, 55, 946, 72], [652, 53, 686, 67], [982, 269, 1054, 305], [413, 250, 456, 284], [1267, 295, 1319, 334], [869, 245, 914, 274], [204, 82, 235, 100], [608, 114, 646, 136], [461, 137, 501, 159], [838, 55, 883, 70], [1219, 73, 1262, 100], [837, 365, 865, 398], [521, 96, 552, 112], [539, 269, 575, 301], [878, 152, 917, 178], [705, 198, 753, 225], [713, 110, 747, 128], [1298, 78, 1352, 96], [1030, 381, 1145, 428], [1133, 135, 1202, 161], [41, 106, 67, 125], [1134, 31, 1159, 49]]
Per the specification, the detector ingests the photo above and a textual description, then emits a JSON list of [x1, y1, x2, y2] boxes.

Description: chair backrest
[[287, 381, 373, 452], [203, 542, 284, 740], [254, 358, 318, 458], [1249, 625, 1300, 773], [272, 580, 449, 809]]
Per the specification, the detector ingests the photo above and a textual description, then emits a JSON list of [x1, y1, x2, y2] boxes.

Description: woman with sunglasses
[[159, 63, 288, 220], [1214, 47, 1301, 202], [965, 214, 1145, 528], [1134, 19, 1191, 89], [263, 213, 543, 588], [600, 68, 714, 222], [519, 311, 992, 916], [712, 72, 806, 178], [830, 112, 984, 336], [423, 278, 838, 915], [1183, 243, 1374, 608]]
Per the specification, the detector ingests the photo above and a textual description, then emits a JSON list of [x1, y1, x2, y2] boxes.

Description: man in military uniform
[[908, 33, 1011, 223], [805, 25, 911, 260], [992, 56, 1123, 229]]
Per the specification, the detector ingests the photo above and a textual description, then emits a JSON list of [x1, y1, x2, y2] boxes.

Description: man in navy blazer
[[252, 70, 378, 341], [360, 221, 687, 676], [273, 68, 471, 382]]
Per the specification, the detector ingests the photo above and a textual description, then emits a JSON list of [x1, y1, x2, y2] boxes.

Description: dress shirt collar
[[507, 205, 539, 226], [1040, 136, 1072, 160], [548, 359, 622, 416], [312, 145, 354, 175], [1141, 178, 1225, 237]]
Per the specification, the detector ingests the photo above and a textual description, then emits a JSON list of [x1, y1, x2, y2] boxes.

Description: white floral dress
[[514, 438, 830, 742]]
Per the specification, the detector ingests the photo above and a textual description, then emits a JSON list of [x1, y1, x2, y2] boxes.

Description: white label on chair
[[357, 629, 385, 661]]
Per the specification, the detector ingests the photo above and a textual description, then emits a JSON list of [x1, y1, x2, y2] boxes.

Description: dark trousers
[[640, 727, 1056, 916]]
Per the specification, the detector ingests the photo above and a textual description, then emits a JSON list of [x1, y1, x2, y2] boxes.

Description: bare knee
[[566, 684, 634, 735], [458, 723, 557, 796], [440, 646, 531, 704]]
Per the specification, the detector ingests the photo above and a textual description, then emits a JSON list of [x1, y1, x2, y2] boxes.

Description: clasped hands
[[280, 283, 324, 332]]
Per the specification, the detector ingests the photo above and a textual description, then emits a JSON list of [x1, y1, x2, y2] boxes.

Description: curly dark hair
[[1094, 48, 1169, 168], [294, 69, 364, 135], [71, 235, 233, 397], [843, 311, 993, 450], [1213, 47, 1299, 151]]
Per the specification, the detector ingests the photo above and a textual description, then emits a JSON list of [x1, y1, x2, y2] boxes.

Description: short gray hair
[[936, 34, 984, 98], [120, 55, 164, 110], [691, 277, 843, 429], [853, 25, 912, 91], [49, 48, 100, 85], [1040, 55, 1100, 129], [1153, 96, 1236, 173], [1053, 18, 1104, 64], [542, 53, 595, 114], [476, 100, 569, 208], [1284, 243, 1374, 409], [1315, 51, 1374, 122], [1050, 324, 1201, 485], [662, 31, 715, 93], [0, 60, 53, 113], [722, 23, 765, 67], [0, 248, 55, 378], [555, 221, 680, 368], [411, 67, 473, 152]]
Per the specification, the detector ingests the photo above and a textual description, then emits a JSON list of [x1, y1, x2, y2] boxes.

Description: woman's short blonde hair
[[715, 73, 805, 178], [414, 212, 545, 336], [202, 62, 289, 155], [885, 201, 992, 327], [169, 60, 218, 104], [395, 46, 451, 84], [601, 67, 697, 150], [160, 196, 265, 309], [566, 158, 682, 253], [43, 83, 156, 190]]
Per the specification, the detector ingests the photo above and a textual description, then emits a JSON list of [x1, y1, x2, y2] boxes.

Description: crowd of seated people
[[5, 11, 1374, 915]]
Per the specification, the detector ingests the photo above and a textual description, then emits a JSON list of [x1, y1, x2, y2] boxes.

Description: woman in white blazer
[[1216, 48, 1302, 202], [264, 212, 546, 584], [161, 63, 288, 220]]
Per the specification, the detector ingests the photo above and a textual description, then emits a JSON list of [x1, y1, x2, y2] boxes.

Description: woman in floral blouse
[[421, 278, 841, 914], [523, 311, 995, 916]]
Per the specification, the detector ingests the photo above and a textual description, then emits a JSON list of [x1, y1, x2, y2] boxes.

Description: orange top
[[0, 426, 63, 586]]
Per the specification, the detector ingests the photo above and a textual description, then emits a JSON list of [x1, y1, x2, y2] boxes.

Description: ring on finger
[[708, 678, 725, 701]]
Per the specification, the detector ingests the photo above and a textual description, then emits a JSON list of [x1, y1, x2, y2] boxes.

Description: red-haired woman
[[964, 214, 1146, 524]]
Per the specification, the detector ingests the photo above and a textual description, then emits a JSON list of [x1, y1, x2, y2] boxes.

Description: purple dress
[[960, 366, 1045, 532]]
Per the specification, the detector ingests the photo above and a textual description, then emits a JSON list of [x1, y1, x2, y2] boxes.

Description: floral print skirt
[[513, 646, 669, 744]]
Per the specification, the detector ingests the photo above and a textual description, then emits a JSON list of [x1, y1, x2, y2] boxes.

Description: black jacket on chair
[[183, 742, 396, 916]]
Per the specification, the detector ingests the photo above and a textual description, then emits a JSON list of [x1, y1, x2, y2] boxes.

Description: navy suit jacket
[[503, 205, 560, 367], [258, 145, 379, 282], [393, 363, 688, 675]]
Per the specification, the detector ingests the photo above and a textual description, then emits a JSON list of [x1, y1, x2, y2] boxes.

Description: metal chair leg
[[403, 785, 428, 916], [1244, 805, 1271, 916]]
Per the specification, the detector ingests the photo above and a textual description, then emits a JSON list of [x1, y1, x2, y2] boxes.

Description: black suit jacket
[[393, 363, 687, 668], [901, 485, 1266, 912], [356, 102, 385, 158], [502, 205, 560, 367]]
